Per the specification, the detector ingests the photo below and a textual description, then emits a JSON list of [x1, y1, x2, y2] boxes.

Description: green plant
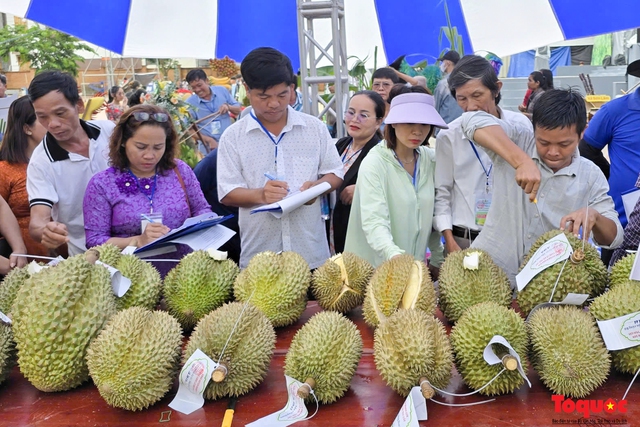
[[438, 1, 464, 59], [0, 24, 95, 76]]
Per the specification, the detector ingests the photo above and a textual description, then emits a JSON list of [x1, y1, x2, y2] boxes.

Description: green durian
[[450, 302, 528, 395], [0, 266, 31, 314], [184, 302, 275, 400], [94, 243, 124, 268], [439, 249, 512, 323], [311, 252, 373, 313], [363, 254, 436, 328], [234, 251, 310, 327], [528, 306, 610, 398], [87, 307, 183, 411], [0, 323, 15, 385], [517, 230, 607, 316], [11, 251, 117, 392], [609, 254, 638, 289], [284, 311, 362, 404], [164, 250, 239, 329], [374, 309, 452, 397], [589, 282, 640, 374]]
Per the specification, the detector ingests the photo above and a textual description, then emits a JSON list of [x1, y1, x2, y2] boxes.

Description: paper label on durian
[[169, 349, 217, 415], [246, 375, 309, 427], [629, 242, 640, 281], [482, 335, 531, 388], [392, 387, 428, 427], [525, 293, 589, 322], [0, 309, 11, 325], [516, 233, 573, 291], [597, 311, 640, 351], [121, 245, 136, 255], [96, 261, 132, 298]]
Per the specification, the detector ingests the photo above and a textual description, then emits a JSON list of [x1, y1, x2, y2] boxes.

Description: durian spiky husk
[[164, 250, 239, 330], [439, 249, 512, 323], [184, 302, 275, 400], [284, 311, 362, 404], [609, 254, 638, 289], [0, 266, 31, 314], [363, 255, 435, 328], [589, 282, 640, 374], [234, 251, 310, 327], [450, 302, 528, 395], [517, 230, 607, 316], [87, 307, 183, 411], [0, 324, 16, 385], [311, 253, 373, 313], [94, 243, 124, 269], [374, 309, 452, 397], [528, 306, 610, 398], [12, 253, 117, 392]]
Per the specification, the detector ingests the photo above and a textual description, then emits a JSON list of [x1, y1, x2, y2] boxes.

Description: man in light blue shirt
[[186, 68, 241, 151], [434, 51, 463, 127]]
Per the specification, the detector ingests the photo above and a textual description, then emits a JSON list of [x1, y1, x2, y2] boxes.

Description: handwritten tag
[[246, 375, 309, 427], [482, 335, 531, 387], [516, 233, 573, 291], [169, 349, 217, 415], [96, 261, 132, 297], [0, 309, 11, 325], [392, 386, 428, 427], [597, 311, 640, 351]]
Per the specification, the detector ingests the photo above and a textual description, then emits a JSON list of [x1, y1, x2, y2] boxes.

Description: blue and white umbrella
[[1, 0, 639, 69]]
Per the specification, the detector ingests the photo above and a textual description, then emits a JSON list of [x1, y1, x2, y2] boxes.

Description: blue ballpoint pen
[[264, 173, 290, 192], [141, 213, 155, 224]]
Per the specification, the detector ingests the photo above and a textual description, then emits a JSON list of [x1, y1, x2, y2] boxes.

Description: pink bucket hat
[[385, 92, 448, 129]]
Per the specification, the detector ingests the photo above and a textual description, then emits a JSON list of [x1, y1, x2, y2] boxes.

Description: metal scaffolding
[[297, 0, 349, 138]]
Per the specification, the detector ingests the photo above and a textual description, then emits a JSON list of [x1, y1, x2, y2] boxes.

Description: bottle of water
[[320, 195, 330, 220]]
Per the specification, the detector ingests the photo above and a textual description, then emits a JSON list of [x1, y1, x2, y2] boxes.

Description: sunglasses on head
[[131, 111, 169, 123]]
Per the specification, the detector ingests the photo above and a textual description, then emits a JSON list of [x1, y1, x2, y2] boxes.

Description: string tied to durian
[[296, 378, 320, 421], [419, 368, 508, 406], [547, 259, 568, 303]]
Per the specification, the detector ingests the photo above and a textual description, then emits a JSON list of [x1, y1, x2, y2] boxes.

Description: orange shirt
[[0, 160, 49, 257]]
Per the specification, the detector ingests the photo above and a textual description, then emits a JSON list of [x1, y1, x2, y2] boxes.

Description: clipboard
[[134, 213, 234, 254], [621, 187, 640, 219], [250, 182, 331, 218]]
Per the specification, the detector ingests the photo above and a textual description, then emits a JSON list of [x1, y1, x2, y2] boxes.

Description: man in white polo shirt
[[27, 71, 115, 256]]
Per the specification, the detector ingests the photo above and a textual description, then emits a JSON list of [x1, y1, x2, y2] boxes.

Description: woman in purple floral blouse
[[83, 104, 211, 254]]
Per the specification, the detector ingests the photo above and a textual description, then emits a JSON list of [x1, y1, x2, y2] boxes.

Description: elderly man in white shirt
[[217, 48, 343, 269], [435, 55, 532, 253]]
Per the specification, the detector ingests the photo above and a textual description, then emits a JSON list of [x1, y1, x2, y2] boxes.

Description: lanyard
[[469, 140, 493, 193], [341, 141, 363, 165], [251, 111, 286, 170], [128, 169, 158, 213], [394, 150, 419, 190]]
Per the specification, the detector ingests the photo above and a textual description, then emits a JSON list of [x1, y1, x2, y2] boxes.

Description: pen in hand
[[141, 214, 155, 223], [264, 173, 290, 193]]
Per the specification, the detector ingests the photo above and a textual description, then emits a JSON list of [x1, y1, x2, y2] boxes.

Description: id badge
[[141, 212, 163, 233], [474, 193, 492, 226], [209, 120, 221, 136]]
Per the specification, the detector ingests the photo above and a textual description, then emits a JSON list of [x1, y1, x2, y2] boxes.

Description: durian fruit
[[87, 307, 183, 411], [609, 253, 638, 289], [164, 250, 239, 329], [0, 266, 31, 314], [94, 243, 162, 311], [450, 302, 528, 395], [517, 230, 607, 316], [363, 255, 436, 328], [11, 251, 117, 392], [234, 251, 310, 327], [0, 323, 15, 385], [439, 249, 512, 323], [528, 306, 610, 398], [284, 311, 362, 404], [374, 309, 452, 398], [184, 302, 275, 400], [589, 282, 640, 374], [311, 253, 373, 313]]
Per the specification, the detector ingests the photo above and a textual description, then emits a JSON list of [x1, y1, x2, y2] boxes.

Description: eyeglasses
[[131, 112, 169, 123], [345, 110, 373, 123]]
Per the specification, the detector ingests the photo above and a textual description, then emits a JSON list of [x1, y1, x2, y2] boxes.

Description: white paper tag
[[26, 260, 46, 275], [629, 242, 640, 281], [525, 293, 589, 322], [596, 311, 640, 351], [122, 245, 136, 255], [482, 335, 531, 388], [96, 261, 132, 298], [391, 386, 428, 427], [169, 349, 218, 415], [206, 248, 228, 261], [0, 309, 11, 325], [246, 375, 309, 427], [516, 233, 573, 291]]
